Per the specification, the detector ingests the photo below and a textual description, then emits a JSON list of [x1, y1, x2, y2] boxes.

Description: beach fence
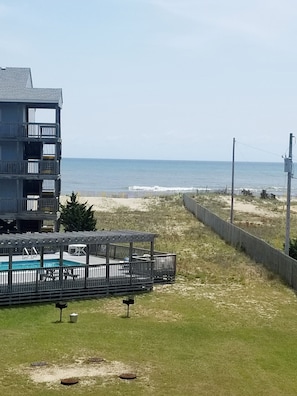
[[183, 194, 297, 290]]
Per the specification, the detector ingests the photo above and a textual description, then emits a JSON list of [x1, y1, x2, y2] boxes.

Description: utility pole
[[230, 137, 235, 223], [284, 133, 294, 255]]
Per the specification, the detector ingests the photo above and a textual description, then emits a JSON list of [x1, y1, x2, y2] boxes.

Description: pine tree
[[59, 192, 97, 232]]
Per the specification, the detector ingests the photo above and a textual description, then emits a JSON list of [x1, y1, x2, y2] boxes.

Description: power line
[[235, 140, 284, 160]]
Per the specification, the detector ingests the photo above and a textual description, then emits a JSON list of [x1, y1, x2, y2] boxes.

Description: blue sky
[[1, 0, 297, 162]]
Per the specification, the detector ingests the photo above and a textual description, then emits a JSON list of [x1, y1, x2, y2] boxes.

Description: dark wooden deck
[[0, 261, 156, 306], [0, 230, 176, 306]]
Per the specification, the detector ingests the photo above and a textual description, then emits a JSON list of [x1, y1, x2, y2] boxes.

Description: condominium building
[[0, 67, 62, 233]]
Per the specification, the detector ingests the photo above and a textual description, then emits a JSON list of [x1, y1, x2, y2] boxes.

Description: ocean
[[60, 158, 294, 197]]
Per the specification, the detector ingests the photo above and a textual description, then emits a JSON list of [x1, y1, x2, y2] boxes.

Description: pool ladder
[[22, 247, 38, 259]]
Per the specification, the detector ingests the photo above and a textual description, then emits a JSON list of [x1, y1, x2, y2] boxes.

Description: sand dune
[[60, 195, 149, 212]]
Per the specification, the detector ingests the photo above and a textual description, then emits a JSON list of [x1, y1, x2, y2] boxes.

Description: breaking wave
[[129, 186, 200, 192]]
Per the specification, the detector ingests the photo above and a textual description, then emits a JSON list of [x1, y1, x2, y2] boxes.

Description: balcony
[[0, 198, 58, 216], [25, 123, 59, 139], [0, 122, 60, 139], [0, 160, 60, 176]]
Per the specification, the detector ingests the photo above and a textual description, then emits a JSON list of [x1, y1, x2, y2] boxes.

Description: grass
[[2, 194, 297, 395], [192, 192, 297, 249]]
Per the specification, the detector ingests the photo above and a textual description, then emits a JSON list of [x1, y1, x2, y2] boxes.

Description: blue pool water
[[0, 259, 79, 271]]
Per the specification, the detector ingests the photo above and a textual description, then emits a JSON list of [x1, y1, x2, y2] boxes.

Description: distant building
[[0, 67, 62, 233]]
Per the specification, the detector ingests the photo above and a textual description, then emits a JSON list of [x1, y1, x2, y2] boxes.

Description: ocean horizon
[[60, 158, 294, 198]]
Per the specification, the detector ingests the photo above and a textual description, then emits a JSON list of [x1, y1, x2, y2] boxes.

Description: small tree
[[59, 192, 97, 232], [288, 238, 297, 260]]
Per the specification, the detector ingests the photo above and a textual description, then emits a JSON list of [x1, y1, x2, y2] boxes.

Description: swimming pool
[[0, 259, 80, 271]]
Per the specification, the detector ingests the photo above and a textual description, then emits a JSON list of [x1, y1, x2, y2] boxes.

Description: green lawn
[[1, 194, 297, 395]]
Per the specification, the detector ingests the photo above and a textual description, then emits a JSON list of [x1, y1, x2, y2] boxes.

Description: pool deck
[[0, 251, 115, 265]]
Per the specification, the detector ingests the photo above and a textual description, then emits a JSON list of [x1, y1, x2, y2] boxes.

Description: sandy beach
[[60, 195, 150, 212], [60, 194, 288, 217]]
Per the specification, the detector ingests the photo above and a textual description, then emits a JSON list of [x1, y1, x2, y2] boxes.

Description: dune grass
[[192, 192, 297, 250], [1, 194, 297, 395]]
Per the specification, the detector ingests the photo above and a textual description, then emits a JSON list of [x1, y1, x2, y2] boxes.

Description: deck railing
[[94, 244, 176, 283], [0, 246, 176, 284], [0, 198, 58, 214], [0, 262, 154, 305], [0, 160, 60, 175], [25, 123, 59, 138], [0, 123, 59, 139]]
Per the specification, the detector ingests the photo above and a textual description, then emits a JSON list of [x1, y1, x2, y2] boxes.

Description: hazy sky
[[1, 0, 297, 162]]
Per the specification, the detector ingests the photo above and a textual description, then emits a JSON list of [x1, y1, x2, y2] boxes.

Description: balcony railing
[[0, 198, 58, 214], [25, 123, 59, 139], [0, 122, 60, 139], [0, 160, 60, 175]]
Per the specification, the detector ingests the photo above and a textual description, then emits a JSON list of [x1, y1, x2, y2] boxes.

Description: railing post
[[84, 244, 90, 289], [40, 246, 44, 268], [8, 248, 13, 292], [35, 269, 39, 292], [106, 243, 110, 285], [59, 246, 63, 286], [129, 242, 133, 285], [150, 240, 154, 281]]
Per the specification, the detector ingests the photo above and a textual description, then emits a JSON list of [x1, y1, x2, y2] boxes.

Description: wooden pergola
[[0, 229, 157, 265]]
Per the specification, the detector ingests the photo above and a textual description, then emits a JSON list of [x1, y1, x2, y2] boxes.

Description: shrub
[[59, 192, 96, 232], [289, 238, 297, 260], [241, 189, 253, 197]]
